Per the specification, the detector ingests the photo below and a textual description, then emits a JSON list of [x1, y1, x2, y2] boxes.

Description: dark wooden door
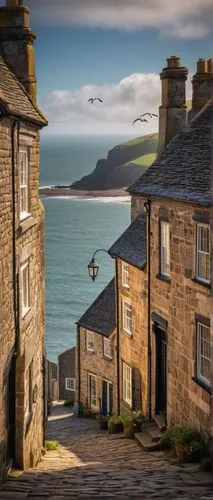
[[155, 326, 167, 417], [3, 352, 16, 467], [102, 380, 113, 416]]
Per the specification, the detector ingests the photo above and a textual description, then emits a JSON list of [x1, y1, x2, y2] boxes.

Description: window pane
[[197, 322, 210, 384], [197, 225, 210, 282], [160, 222, 170, 276]]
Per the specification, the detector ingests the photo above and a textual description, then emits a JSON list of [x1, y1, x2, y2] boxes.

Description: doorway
[[102, 380, 113, 416], [155, 325, 167, 418], [3, 351, 16, 468]]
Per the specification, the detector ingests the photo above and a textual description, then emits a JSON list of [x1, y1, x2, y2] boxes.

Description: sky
[[2, 0, 213, 135]]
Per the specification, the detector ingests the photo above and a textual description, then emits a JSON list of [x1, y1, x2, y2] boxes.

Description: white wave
[[40, 195, 131, 203]]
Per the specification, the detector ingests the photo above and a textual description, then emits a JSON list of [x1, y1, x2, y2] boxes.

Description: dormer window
[[19, 146, 30, 220], [196, 224, 210, 283]]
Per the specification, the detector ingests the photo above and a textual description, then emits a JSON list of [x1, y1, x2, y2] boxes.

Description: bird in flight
[[132, 117, 148, 125], [88, 98, 103, 103], [140, 112, 158, 118]]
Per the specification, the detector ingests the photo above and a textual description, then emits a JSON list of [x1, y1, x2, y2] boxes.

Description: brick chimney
[[157, 56, 188, 156], [188, 58, 213, 122], [0, 0, 37, 102]]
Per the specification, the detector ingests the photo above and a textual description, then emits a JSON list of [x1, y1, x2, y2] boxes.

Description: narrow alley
[[0, 403, 213, 499]]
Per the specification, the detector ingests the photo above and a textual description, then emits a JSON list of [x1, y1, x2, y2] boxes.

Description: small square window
[[65, 377, 75, 391], [196, 224, 210, 283], [122, 262, 129, 288], [19, 146, 30, 221], [197, 321, 210, 387], [123, 300, 132, 335], [103, 338, 112, 359], [21, 260, 30, 318], [160, 221, 170, 277], [86, 331, 95, 351], [123, 362, 132, 406]]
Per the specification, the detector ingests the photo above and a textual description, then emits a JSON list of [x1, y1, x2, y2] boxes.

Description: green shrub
[[175, 429, 202, 445], [185, 440, 206, 463], [45, 440, 59, 451], [133, 411, 145, 423], [160, 428, 179, 448], [121, 414, 135, 428], [64, 399, 74, 407], [108, 415, 122, 425]]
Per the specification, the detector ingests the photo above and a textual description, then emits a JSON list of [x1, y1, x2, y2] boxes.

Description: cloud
[[42, 71, 192, 135], [26, 0, 213, 38]]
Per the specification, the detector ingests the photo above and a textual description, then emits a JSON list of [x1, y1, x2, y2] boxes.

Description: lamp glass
[[88, 259, 99, 281]]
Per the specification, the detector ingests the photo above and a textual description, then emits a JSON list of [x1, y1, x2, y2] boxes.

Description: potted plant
[[175, 429, 202, 463], [121, 414, 136, 439], [99, 415, 109, 430], [108, 415, 123, 434], [132, 411, 145, 432]]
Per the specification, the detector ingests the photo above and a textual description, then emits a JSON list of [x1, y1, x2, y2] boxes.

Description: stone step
[[135, 431, 162, 451], [153, 414, 166, 432], [142, 423, 163, 442]]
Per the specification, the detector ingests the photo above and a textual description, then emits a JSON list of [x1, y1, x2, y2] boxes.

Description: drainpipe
[[144, 200, 152, 420], [77, 325, 81, 415], [11, 119, 20, 355], [115, 258, 120, 415]]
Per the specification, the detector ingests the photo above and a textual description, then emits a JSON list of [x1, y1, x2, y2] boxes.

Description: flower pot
[[134, 421, 142, 433], [124, 424, 135, 439], [175, 443, 188, 463], [108, 422, 123, 434]]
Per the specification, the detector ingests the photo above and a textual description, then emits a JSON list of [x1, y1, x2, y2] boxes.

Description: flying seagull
[[88, 98, 103, 103], [140, 112, 159, 118], [132, 117, 148, 125]]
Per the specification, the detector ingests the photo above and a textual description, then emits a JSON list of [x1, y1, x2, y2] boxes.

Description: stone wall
[[116, 258, 148, 416], [131, 194, 212, 435], [0, 118, 45, 475], [79, 327, 117, 415], [58, 347, 75, 401]]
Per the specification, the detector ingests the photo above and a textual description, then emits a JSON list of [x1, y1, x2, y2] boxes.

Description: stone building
[[58, 347, 76, 402], [0, 0, 47, 478], [108, 56, 213, 437], [76, 279, 117, 416], [47, 360, 58, 402]]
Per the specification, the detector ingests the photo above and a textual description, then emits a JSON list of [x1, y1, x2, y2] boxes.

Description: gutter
[[144, 200, 152, 420], [77, 325, 81, 415]]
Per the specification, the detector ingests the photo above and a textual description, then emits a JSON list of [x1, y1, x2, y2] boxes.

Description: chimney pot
[[207, 58, 213, 73], [196, 58, 207, 73], [167, 56, 180, 69]]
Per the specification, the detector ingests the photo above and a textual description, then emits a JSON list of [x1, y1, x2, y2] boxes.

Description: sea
[[40, 135, 132, 362]]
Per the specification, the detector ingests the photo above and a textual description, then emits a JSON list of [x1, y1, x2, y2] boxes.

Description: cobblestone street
[[0, 404, 213, 499]]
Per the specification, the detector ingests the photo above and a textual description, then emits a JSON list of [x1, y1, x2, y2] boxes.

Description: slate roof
[[128, 100, 213, 206], [76, 278, 116, 336], [0, 57, 47, 126], [108, 213, 147, 269]]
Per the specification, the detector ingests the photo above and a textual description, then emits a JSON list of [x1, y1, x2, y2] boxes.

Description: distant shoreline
[[39, 186, 130, 198]]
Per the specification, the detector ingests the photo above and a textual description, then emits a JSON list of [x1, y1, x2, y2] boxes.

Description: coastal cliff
[[71, 133, 158, 190]]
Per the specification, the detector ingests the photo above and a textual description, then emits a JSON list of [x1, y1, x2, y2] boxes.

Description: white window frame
[[103, 338, 112, 359], [123, 362, 132, 406], [88, 373, 97, 407], [123, 300, 132, 335], [122, 262, 129, 288], [197, 321, 211, 387], [196, 224, 210, 284], [21, 260, 30, 318], [19, 146, 30, 221], [160, 221, 170, 277], [86, 331, 95, 352], [65, 377, 75, 391]]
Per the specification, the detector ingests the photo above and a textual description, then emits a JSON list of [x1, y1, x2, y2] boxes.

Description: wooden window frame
[[19, 145, 30, 221], [122, 299, 132, 335], [123, 362, 132, 407], [21, 260, 30, 318], [196, 320, 211, 388], [103, 338, 112, 359], [88, 373, 97, 408], [65, 377, 76, 391], [122, 262, 129, 289], [160, 220, 170, 278], [86, 331, 95, 352], [196, 223, 210, 284]]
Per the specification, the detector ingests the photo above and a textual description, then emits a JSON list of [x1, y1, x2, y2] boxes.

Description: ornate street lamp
[[88, 248, 109, 281]]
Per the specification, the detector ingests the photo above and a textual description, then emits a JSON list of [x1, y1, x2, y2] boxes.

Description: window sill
[[103, 355, 113, 361], [156, 274, 171, 284], [123, 329, 132, 337], [17, 216, 37, 236], [122, 284, 129, 290], [192, 376, 211, 395], [86, 349, 95, 354], [191, 278, 211, 289]]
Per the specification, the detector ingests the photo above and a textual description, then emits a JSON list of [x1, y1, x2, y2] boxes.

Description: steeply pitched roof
[[76, 278, 116, 336], [0, 56, 47, 126], [108, 213, 146, 269], [128, 100, 213, 206]]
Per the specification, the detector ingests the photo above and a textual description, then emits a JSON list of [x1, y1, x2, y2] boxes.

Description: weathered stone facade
[[116, 258, 148, 416], [0, 0, 47, 479], [131, 196, 212, 435], [79, 327, 117, 415], [58, 346, 75, 401]]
